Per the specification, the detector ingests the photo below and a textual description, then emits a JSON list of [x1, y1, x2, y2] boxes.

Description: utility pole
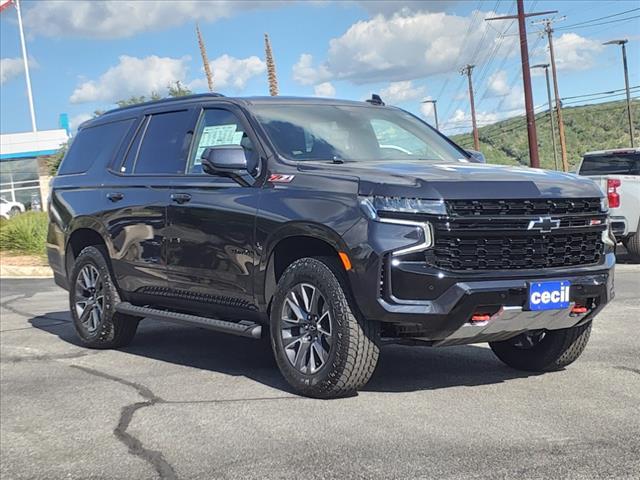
[[532, 64, 559, 170], [487, 2, 557, 169], [422, 99, 439, 130], [541, 18, 570, 172], [604, 39, 634, 147], [461, 65, 480, 151]]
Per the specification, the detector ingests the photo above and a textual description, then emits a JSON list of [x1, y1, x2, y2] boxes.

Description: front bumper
[[343, 219, 615, 345]]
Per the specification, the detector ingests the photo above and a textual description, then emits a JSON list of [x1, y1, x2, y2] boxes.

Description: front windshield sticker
[[195, 124, 244, 161]]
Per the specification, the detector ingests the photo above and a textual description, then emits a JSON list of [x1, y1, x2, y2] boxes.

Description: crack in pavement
[[0, 293, 67, 322], [1, 320, 70, 333], [1, 350, 98, 363], [615, 366, 640, 376], [70, 365, 178, 480]]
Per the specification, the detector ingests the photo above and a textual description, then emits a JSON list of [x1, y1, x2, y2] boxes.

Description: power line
[[561, 85, 640, 101], [556, 7, 640, 29], [451, 99, 639, 142], [555, 14, 640, 31]]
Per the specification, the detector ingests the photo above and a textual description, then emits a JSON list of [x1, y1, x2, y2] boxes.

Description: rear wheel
[[489, 322, 592, 372], [8, 206, 20, 217], [270, 257, 380, 398], [69, 246, 139, 348]]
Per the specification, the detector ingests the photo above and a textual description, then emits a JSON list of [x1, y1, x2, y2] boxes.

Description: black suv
[[47, 94, 615, 398]]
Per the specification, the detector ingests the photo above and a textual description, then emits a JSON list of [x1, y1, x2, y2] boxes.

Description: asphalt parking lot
[[1, 261, 639, 480]]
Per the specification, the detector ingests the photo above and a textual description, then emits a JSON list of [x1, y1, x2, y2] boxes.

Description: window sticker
[[195, 124, 244, 162]]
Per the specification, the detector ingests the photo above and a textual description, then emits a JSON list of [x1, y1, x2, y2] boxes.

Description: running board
[[115, 302, 262, 339]]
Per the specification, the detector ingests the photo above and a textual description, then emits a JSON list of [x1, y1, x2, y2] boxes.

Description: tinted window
[[119, 117, 149, 174], [251, 104, 464, 163], [133, 110, 192, 174], [187, 109, 257, 174], [579, 153, 640, 175], [58, 119, 133, 175]]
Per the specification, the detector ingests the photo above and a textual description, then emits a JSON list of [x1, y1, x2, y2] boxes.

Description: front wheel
[[69, 246, 139, 349], [270, 257, 380, 398], [489, 322, 592, 372]]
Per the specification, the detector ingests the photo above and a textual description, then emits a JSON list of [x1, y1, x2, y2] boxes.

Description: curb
[[0, 265, 53, 278]]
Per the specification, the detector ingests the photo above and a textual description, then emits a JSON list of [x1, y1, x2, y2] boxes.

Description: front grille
[[447, 198, 602, 217], [425, 198, 606, 271]]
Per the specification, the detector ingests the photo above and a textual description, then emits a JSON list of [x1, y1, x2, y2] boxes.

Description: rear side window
[[58, 119, 133, 175], [579, 153, 640, 175], [133, 110, 192, 174]]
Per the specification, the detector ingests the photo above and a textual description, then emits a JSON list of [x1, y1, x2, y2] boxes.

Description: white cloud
[[207, 54, 266, 90], [486, 70, 510, 97], [0, 58, 24, 85], [70, 55, 190, 104], [548, 33, 604, 71], [69, 113, 93, 131], [293, 10, 516, 85], [292, 53, 331, 86], [314, 82, 336, 97], [24, 0, 277, 38], [1, 57, 37, 85], [450, 108, 499, 127], [379, 80, 425, 104], [358, 1, 458, 15]]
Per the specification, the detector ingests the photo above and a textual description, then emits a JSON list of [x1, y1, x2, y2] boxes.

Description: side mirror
[[466, 149, 486, 164], [201, 145, 254, 186]]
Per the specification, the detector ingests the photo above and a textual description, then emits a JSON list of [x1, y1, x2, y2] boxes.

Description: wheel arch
[[64, 217, 112, 277], [260, 222, 352, 314]]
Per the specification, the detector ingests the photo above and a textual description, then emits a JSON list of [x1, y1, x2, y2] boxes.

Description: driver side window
[[187, 109, 257, 174]]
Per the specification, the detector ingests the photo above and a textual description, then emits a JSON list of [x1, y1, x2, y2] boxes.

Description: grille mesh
[[426, 198, 605, 271]]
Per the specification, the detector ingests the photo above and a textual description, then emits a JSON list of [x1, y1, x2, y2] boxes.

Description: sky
[[1, 0, 639, 136]]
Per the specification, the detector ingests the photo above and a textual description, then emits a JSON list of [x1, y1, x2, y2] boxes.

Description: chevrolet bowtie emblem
[[527, 216, 561, 233]]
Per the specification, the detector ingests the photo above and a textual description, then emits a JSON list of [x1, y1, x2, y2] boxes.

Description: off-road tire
[[270, 257, 380, 398], [489, 322, 592, 372], [69, 246, 139, 348]]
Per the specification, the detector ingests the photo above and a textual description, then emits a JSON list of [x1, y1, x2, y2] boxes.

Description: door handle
[[106, 192, 124, 202], [171, 193, 192, 204]]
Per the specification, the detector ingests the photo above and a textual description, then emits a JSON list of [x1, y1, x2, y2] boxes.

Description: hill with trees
[[450, 99, 639, 170]]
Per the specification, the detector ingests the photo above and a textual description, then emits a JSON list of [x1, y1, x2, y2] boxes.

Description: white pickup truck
[[577, 148, 640, 260]]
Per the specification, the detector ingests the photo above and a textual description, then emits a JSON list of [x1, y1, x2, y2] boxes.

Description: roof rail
[[102, 92, 226, 115]]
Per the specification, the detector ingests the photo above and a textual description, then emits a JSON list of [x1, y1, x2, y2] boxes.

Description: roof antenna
[[366, 94, 385, 106]]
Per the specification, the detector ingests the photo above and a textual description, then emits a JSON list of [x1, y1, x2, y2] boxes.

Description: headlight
[[359, 196, 446, 219], [359, 196, 436, 255]]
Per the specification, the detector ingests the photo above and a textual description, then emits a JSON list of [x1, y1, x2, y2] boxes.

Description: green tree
[[40, 141, 69, 176], [168, 80, 192, 97]]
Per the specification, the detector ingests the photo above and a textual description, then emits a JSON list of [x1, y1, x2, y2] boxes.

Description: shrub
[[0, 211, 48, 256]]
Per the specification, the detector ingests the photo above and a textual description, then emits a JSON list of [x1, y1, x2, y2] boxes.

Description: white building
[[0, 127, 68, 208]]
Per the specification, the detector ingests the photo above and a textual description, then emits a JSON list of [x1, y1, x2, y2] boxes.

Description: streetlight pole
[[532, 63, 559, 170], [422, 99, 439, 130], [604, 39, 635, 147]]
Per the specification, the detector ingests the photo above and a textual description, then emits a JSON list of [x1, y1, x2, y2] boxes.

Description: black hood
[[300, 161, 603, 200]]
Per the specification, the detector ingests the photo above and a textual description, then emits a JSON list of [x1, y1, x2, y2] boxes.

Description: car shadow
[[30, 313, 536, 395]]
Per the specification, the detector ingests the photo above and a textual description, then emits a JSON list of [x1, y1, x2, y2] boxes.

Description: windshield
[[251, 104, 466, 163], [579, 153, 640, 175]]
